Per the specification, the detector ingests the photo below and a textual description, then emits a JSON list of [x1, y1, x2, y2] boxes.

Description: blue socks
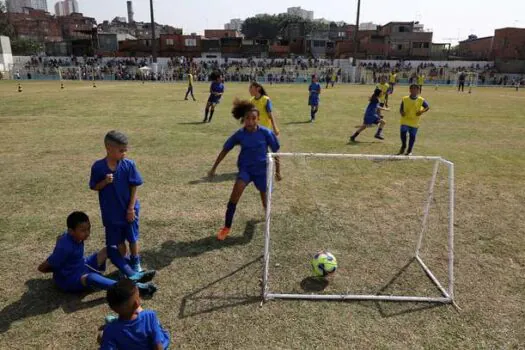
[[86, 273, 116, 290], [107, 246, 136, 278], [225, 201, 237, 228]]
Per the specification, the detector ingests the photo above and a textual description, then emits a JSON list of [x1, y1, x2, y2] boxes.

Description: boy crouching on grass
[[98, 279, 171, 350]]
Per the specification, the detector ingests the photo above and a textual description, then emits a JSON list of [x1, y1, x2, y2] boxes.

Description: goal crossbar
[[262, 153, 455, 304]]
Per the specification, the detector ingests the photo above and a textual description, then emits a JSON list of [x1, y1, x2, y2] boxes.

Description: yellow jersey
[[417, 75, 425, 85], [389, 73, 397, 84], [401, 95, 427, 128], [188, 74, 194, 87], [250, 95, 273, 130], [376, 83, 390, 103]]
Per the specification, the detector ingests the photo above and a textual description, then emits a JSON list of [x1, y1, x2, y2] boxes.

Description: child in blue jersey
[[90, 131, 154, 278], [203, 71, 225, 123], [308, 75, 321, 122], [99, 279, 170, 350], [350, 88, 388, 142], [38, 212, 157, 295], [208, 99, 281, 240]]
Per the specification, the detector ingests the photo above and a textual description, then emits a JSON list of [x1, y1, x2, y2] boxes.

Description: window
[[397, 44, 403, 50], [399, 26, 406, 33], [413, 42, 423, 49], [185, 38, 197, 47], [423, 42, 430, 48], [166, 39, 174, 46]]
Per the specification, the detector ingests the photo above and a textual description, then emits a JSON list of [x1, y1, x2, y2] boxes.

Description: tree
[[0, 0, 15, 38], [241, 14, 330, 40], [11, 38, 43, 55]]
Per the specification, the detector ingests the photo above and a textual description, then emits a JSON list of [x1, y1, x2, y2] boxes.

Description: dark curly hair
[[209, 71, 222, 81], [231, 98, 259, 121]]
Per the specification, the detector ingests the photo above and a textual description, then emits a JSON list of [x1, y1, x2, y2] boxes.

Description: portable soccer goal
[[262, 153, 455, 304]]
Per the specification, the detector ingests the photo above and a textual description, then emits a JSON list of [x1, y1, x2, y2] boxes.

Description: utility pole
[[150, 0, 157, 63], [352, 0, 361, 66]]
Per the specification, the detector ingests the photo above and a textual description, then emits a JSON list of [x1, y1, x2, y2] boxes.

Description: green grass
[[0, 80, 524, 349]]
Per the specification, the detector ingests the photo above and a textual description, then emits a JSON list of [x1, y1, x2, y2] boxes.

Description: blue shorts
[[308, 96, 319, 106], [400, 125, 419, 137], [238, 170, 267, 193], [105, 219, 140, 246], [364, 114, 381, 126], [54, 253, 107, 292], [208, 95, 221, 105]]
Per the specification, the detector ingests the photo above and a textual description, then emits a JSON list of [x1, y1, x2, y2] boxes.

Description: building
[[379, 21, 433, 58], [287, 6, 313, 20], [224, 18, 243, 31], [8, 8, 62, 42], [360, 22, 378, 31], [54, 0, 79, 16], [458, 35, 493, 60], [6, 0, 48, 13], [492, 27, 525, 60], [204, 29, 240, 39]]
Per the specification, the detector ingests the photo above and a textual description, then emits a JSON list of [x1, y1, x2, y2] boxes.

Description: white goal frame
[[262, 153, 455, 304]]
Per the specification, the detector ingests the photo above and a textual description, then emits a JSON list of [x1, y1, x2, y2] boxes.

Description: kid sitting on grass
[[38, 211, 157, 296]]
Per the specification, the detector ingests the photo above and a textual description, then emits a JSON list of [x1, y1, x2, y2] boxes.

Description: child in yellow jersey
[[398, 84, 430, 156], [184, 70, 196, 101], [417, 73, 425, 92], [376, 76, 390, 108], [249, 82, 280, 135], [389, 71, 397, 93]]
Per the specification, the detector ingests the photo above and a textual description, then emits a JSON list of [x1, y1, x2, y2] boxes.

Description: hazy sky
[[66, 0, 523, 43]]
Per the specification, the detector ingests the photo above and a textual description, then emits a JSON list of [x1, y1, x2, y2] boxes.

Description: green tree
[[241, 14, 330, 40], [0, 0, 15, 38], [11, 38, 43, 55]]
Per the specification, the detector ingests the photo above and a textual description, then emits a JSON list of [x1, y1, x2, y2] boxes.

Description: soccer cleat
[[397, 148, 406, 155], [136, 282, 157, 297], [374, 134, 384, 140], [217, 227, 231, 241], [349, 136, 356, 142], [405, 152, 413, 156], [131, 262, 143, 273], [202, 119, 208, 123], [128, 269, 156, 283]]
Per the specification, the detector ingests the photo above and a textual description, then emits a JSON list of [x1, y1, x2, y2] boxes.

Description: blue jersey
[[309, 82, 321, 97], [223, 126, 280, 175], [365, 98, 380, 118], [100, 310, 171, 350], [90, 158, 143, 227], [209, 82, 224, 102], [46, 232, 86, 290]]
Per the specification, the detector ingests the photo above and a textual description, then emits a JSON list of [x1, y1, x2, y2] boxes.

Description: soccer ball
[[311, 251, 338, 277]]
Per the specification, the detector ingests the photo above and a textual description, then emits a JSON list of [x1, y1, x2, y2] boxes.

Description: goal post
[[262, 153, 455, 304]]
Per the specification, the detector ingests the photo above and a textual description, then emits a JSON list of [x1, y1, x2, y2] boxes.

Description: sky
[[61, 0, 524, 43]]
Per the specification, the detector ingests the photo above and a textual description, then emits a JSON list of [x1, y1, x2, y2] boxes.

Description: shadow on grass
[[0, 279, 105, 334], [177, 121, 205, 125], [374, 258, 448, 317], [142, 220, 261, 271], [178, 256, 262, 319], [300, 277, 329, 292], [188, 172, 237, 185], [285, 120, 312, 125], [346, 140, 377, 145]]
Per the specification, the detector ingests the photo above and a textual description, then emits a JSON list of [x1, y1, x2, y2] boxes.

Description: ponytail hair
[[370, 88, 382, 102], [250, 81, 267, 96], [232, 98, 258, 122]]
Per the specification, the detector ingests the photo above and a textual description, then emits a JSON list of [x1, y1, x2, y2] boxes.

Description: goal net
[[262, 153, 455, 304]]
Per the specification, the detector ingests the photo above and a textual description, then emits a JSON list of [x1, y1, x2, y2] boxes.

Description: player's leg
[[218, 176, 249, 240], [127, 211, 141, 272], [203, 101, 211, 122], [81, 273, 156, 296], [208, 103, 217, 123], [105, 226, 155, 282], [405, 127, 418, 155], [350, 124, 367, 142], [374, 118, 386, 140], [184, 87, 190, 100], [398, 125, 408, 154], [191, 86, 196, 101]]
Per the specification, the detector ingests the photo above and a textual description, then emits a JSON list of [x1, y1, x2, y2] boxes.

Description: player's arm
[[91, 175, 113, 191], [400, 102, 405, 117], [266, 99, 280, 136], [38, 260, 53, 273], [416, 101, 430, 116], [127, 186, 138, 222], [209, 133, 237, 178]]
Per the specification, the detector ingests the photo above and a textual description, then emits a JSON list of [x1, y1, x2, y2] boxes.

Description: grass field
[[0, 80, 524, 349]]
